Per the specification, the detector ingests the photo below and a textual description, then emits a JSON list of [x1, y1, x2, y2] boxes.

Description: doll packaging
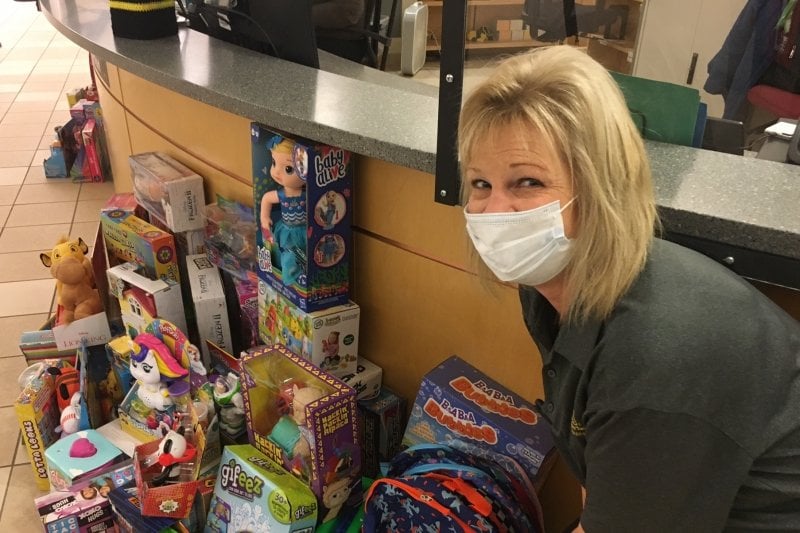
[[129, 151, 206, 233], [240, 344, 362, 524], [251, 123, 352, 313]]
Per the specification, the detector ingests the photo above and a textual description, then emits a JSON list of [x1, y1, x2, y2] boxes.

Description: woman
[[459, 45, 800, 532]]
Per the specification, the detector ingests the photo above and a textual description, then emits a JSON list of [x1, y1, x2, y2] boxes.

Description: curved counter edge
[[41, 0, 800, 272]]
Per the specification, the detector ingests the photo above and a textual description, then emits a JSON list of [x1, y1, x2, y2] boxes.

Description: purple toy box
[[403, 355, 556, 486], [251, 123, 352, 313], [239, 344, 362, 525]]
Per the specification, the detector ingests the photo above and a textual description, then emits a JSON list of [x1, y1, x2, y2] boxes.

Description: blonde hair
[[458, 46, 658, 324], [271, 137, 295, 155]]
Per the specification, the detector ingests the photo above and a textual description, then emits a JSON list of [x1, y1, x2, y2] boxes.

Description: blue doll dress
[[273, 188, 306, 286]]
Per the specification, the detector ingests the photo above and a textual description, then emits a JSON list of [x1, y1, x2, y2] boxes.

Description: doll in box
[[259, 136, 307, 287], [130, 333, 189, 411], [268, 384, 325, 478]]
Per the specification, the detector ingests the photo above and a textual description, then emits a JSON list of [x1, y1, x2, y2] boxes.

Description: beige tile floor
[[0, 1, 115, 529]]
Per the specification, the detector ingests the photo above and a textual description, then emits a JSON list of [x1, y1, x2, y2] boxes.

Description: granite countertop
[[41, 0, 800, 272]]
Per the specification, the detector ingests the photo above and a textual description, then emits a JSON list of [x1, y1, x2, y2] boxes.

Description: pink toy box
[[101, 210, 180, 284], [240, 344, 362, 524], [403, 355, 557, 487], [130, 152, 206, 233], [45, 429, 126, 491], [258, 280, 360, 378], [252, 124, 352, 313], [206, 444, 318, 533]]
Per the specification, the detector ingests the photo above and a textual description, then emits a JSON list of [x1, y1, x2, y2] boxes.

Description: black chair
[[361, 0, 398, 70]]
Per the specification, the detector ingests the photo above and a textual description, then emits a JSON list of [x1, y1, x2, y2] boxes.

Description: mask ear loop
[[560, 196, 578, 212]]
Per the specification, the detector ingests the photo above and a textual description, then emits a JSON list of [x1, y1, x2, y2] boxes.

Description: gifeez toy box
[[239, 344, 362, 525], [205, 444, 318, 533], [251, 123, 352, 313], [403, 355, 556, 486]]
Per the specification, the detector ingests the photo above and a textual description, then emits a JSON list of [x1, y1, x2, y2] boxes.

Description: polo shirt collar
[[522, 286, 603, 369]]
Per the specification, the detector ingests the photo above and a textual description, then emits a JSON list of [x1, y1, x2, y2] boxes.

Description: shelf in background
[[424, 0, 524, 6]]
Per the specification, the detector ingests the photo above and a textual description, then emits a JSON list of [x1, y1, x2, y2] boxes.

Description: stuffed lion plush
[[40, 236, 103, 324]]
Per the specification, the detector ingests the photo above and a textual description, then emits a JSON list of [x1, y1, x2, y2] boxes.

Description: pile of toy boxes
[[43, 84, 112, 183], [15, 119, 559, 532]]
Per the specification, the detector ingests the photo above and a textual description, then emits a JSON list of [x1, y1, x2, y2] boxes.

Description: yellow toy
[[40, 236, 103, 325]]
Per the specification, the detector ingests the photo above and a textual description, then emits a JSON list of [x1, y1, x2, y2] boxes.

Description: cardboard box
[[186, 254, 232, 366], [206, 444, 318, 532], [511, 29, 525, 41], [403, 355, 556, 486], [339, 357, 382, 400], [358, 387, 406, 479], [496, 19, 510, 31], [108, 481, 182, 533], [240, 345, 362, 523], [130, 152, 206, 233], [45, 429, 126, 491], [258, 280, 359, 378], [133, 420, 215, 519], [252, 124, 352, 312], [101, 210, 180, 284], [16, 358, 75, 491], [107, 261, 187, 337], [509, 18, 524, 31], [36, 460, 136, 533], [19, 326, 77, 364]]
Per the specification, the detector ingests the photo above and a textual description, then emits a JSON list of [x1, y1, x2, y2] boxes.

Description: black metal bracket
[[433, 1, 467, 206]]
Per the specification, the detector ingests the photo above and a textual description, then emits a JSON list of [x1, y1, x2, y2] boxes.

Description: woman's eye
[[517, 177, 542, 188], [469, 178, 490, 190]]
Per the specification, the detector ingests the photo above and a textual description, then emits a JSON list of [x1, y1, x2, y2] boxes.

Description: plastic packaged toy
[[240, 344, 362, 524], [252, 124, 352, 312], [204, 196, 258, 283]]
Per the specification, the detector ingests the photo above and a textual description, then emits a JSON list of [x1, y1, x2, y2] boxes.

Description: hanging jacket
[[704, 0, 783, 119]]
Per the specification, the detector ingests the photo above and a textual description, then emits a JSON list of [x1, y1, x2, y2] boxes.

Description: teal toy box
[[251, 123, 352, 313], [205, 444, 317, 533], [45, 429, 126, 491], [403, 355, 557, 486]]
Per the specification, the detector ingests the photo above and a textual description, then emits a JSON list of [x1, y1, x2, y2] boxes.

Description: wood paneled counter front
[[42, 0, 800, 530]]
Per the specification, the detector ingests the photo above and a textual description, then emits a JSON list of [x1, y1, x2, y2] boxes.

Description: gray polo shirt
[[521, 238, 800, 532]]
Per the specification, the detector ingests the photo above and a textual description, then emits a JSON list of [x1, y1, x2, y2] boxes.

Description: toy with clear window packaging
[[240, 344, 362, 524], [130, 152, 206, 233], [252, 123, 352, 312], [204, 196, 258, 283]]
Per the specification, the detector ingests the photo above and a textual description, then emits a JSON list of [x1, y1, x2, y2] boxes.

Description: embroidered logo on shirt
[[570, 413, 586, 437]]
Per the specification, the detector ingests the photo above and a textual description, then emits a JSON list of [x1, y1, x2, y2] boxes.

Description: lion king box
[[403, 355, 556, 486], [205, 444, 317, 533]]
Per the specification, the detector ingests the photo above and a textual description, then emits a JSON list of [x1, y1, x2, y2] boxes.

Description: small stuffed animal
[[40, 236, 102, 324]]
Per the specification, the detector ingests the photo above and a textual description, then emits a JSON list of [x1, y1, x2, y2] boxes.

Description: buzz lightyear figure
[[213, 373, 245, 436]]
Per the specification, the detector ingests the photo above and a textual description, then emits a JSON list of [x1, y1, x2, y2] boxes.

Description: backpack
[[363, 443, 545, 533]]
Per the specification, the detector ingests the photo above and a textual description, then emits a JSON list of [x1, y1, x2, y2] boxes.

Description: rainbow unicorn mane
[[133, 333, 188, 380]]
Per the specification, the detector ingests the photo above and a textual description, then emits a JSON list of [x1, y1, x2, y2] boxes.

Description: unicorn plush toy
[[130, 333, 189, 411]]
